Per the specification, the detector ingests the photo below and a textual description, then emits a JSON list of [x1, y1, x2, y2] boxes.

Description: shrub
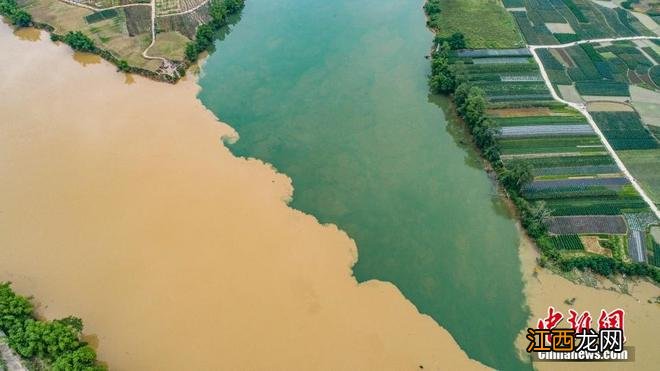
[[63, 31, 95, 52]]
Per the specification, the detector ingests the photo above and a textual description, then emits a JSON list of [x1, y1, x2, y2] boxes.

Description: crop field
[[590, 111, 659, 150], [548, 234, 585, 250], [499, 124, 593, 137], [502, 0, 524, 7], [85, 9, 118, 24], [524, 186, 620, 200], [505, 154, 615, 168], [431, 0, 525, 48], [491, 114, 586, 126], [575, 81, 630, 96], [511, 11, 558, 45], [618, 149, 660, 203], [517, 0, 653, 43], [627, 229, 646, 262], [524, 177, 629, 192], [544, 196, 649, 215], [499, 135, 603, 154], [533, 164, 620, 176], [456, 49, 531, 58], [546, 215, 628, 234], [445, 0, 657, 265], [538, 41, 660, 99]]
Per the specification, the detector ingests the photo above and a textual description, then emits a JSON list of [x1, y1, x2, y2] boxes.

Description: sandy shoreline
[[0, 23, 483, 370]]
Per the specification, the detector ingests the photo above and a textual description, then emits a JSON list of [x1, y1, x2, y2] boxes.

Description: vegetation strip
[[0, 283, 104, 370], [529, 36, 660, 219], [425, 0, 660, 281], [0, 0, 246, 83]]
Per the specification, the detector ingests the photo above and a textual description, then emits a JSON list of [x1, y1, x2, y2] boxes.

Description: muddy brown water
[[0, 24, 482, 370]]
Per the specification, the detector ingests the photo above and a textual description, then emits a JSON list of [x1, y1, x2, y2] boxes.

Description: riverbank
[[518, 231, 660, 370], [0, 22, 483, 370], [2, 0, 245, 83]]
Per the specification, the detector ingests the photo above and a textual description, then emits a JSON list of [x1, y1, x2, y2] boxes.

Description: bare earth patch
[[545, 22, 575, 34], [587, 101, 635, 112], [581, 236, 613, 257], [487, 107, 553, 117]]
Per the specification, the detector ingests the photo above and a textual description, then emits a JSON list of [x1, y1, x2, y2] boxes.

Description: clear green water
[[198, 0, 530, 369]]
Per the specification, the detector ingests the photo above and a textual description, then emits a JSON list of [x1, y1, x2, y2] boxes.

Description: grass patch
[[617, 149, 660, 203], [430, 0, 524, 49]]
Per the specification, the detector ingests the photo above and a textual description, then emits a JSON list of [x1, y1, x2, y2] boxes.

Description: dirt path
[[529, 36, 660, 219], [57, 0, 168, 65], [157, 0, 210, 17]]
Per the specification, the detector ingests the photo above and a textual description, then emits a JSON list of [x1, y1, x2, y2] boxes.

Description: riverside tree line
[[424, 6, 660, 283], [184, 0, 245, 62], [0, 283, 105, 370]]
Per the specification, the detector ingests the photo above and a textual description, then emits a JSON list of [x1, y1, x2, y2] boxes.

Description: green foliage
[[424, 0, 442, 30], [0, 283, 32, 330], [500, 161, 533, 193], [429, 43, 455, 93], [435, 32, 466, 50], [0, 0, 31, 27], [52, 346, 104, 371], [11, 9, 30, 27], [0, 283, 105, 370], [188, 0, 245, 61], [63, 31, 96, 53], [185, 43, 198, 62], [116, 60, 130, 72]]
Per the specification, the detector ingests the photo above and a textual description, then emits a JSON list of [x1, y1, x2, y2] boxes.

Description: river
[[198, 0, 529, 369], [0, 21, 481, 370]]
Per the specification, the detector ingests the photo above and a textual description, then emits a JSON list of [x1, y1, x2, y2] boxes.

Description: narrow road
[[141, 0, 168, 63], [156, 0, 210, 18], [58, 0, 168, 65], [59, 0, 150, 12], [529, 36, 660, 219]]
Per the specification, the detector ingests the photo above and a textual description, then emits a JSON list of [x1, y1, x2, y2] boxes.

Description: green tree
[[10, 9, 31, 27], [463, 87, 486, 127], [63, 31, 95, 52], [453, 83, 471, 113], [0, 282, 32, 330], [209, 0, 228, 26], [185, 42, 198, 62], [430, 72, 454, 93], [194, 24, 215, 51], [116, 60, 130, 72], [52, 346, 105, 371], [500, 161, 532, 193]]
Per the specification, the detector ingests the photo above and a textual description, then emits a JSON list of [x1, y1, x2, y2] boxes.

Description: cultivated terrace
[[426, 0, 660, 282], [0, 0, 245, 82]]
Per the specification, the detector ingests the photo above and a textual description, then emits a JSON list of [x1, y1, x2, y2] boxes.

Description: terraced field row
[[449, 41, 658, 264]]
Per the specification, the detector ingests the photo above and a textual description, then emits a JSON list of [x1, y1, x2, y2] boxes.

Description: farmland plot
[[523, 177, 630, 192], [546, 215, 628, 234], [548, 234, 585, 250], [505, 154, 615, 168], [533, 164, 620, 176], [591, 111, 659, 150], [498, 124, 593, 137], [499, 135, 603, 154], [544, 196, 649, 215], [627, 229, 646, 262]]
